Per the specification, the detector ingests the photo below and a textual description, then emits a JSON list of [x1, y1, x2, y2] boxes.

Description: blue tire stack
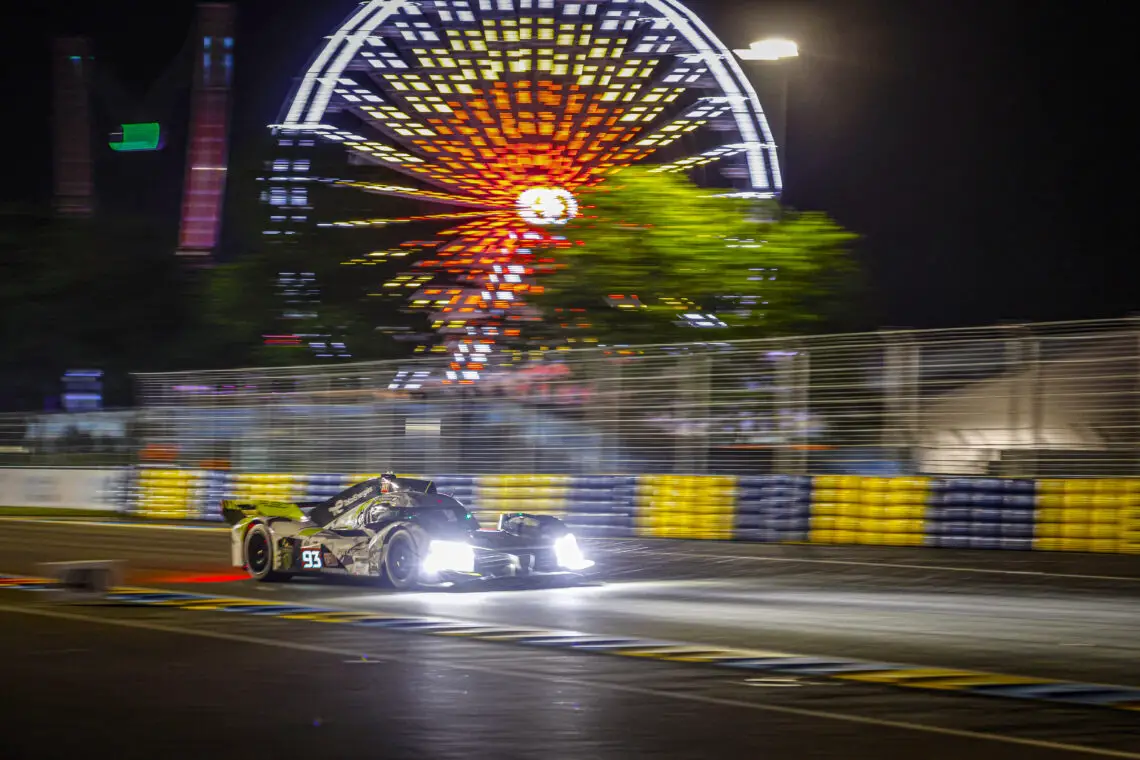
[[735, 474, 813, 542], [304, 474, 355, 501], [926, 478, 1036, 549], [564, 475, 637, 538], [199, 470, 230, 521]]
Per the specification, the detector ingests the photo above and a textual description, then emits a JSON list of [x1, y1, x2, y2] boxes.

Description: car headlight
[[422, 540, 475, 574], [554, 533, 593, 570]]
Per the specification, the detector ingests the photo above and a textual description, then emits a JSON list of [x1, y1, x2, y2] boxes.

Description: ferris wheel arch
[[276, 0, 781, 195]]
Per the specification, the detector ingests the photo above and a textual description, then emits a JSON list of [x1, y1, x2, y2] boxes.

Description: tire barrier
[[735, 475, 813, 543], [133, 469, 210, 519], [562, 475, 637, 539], [1034, 479, 1135, 554], [636, 475, 736, 540], [474, 474, 572, 523], [810, 476, 931, 547], [928, 478, 1035, 550], [112, 467, 1140, 554]]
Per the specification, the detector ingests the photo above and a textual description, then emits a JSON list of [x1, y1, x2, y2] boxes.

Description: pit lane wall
[[0, 467, 127, 512], [118, 469, 1140, 554]]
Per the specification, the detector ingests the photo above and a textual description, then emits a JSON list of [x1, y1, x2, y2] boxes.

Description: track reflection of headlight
[[422, 540, 475, 574], [554, 533, 593, 570]]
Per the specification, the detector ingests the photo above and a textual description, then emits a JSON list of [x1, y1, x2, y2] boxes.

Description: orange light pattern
[[323, 210, 495, 228], [405, 212, 567, 333], [333, 17, 703, 350], [334, 180, 510, 209], [271, 1, 780, 360]]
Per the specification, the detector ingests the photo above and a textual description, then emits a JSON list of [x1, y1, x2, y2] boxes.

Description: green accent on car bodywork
[[221, 499, 306, 525]]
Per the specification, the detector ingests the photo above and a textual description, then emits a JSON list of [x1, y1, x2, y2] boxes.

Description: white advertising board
[[0, 468, 123, 511]]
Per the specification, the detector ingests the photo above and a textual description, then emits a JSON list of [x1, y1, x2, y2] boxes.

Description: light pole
[[734, 39, 798, 192]]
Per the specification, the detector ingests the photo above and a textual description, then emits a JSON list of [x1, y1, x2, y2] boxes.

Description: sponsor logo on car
[[329, 486, 375, 515]]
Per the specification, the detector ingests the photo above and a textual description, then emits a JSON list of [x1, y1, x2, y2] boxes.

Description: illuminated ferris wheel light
[[271, 0, 786, 358], [516, 188, 578, 226]]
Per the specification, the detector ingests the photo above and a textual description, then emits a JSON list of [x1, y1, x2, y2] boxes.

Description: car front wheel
[[384, 529, 420, 590]]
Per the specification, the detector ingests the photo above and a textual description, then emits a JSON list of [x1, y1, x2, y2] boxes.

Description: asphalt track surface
[[2, 517, 1140, 758]]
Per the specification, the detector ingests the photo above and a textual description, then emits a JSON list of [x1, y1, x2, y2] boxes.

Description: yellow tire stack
[[473, 474, 570, 525], [1034, 479, 1137, 553], [136, 469, 203, 519], [635, 475, 736, 540], [1123, 491, 1140, 554], [810, 476, 929, 546], [230, 473, 308, 503]]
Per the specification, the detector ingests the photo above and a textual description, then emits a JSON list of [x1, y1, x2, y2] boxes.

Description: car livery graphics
[[223, 474, 593, 589]]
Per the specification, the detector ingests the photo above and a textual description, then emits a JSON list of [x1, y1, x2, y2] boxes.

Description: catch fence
[[127, 318, 1140, 478], [0, 409, 137, 468]]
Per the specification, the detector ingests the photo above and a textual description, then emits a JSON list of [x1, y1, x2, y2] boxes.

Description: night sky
[[1, 0, 1131, 330]]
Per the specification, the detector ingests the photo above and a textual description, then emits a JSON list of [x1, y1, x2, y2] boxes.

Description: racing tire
[[383, 528, 421, 590], [244, 523, 289, 582]]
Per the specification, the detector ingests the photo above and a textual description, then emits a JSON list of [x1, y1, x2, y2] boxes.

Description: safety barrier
[[810, 476, 930, 547], [928, 477, 1036, 551], [636, 475, 736, 540], [1034, 479, 1137, 554], [0, 467, 127, 513], [735, 475, 812, 543], [127, 469, 638, 538], [4, 466, 1132, 555]]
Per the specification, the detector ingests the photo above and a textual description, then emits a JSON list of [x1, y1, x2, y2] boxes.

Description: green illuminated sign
[[109, 123, 162, 152]]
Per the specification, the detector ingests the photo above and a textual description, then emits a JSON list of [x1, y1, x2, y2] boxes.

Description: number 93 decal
[[301, 549, 323, 569]]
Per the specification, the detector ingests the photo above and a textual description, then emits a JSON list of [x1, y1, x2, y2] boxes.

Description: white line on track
[[632, 548, 1140, 583], [0, 517, 228, 533], [4, 517, 1139, 583], [1, 603, 1136, 758]]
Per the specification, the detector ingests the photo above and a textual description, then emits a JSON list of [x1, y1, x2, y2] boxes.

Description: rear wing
[[221, 499, 311, 526], [221, 478, 390, 528]]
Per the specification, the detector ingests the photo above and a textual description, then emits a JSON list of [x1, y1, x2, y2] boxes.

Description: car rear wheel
[[244, 524, 289, 582], [384, 529, 420, 590]]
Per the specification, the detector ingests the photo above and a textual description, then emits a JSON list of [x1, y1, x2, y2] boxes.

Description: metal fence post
[[999, 323, 1040, 478], [1026, 330, 1042, 478], [773, 347, 809, 475], [880, 330, 920, 474], [1129, 314, 1140, 476], [673, 352, 710, 474], [793, 347, 810, 474]]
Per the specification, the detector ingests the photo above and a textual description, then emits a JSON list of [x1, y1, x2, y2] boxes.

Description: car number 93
[[301, 548, 323, 569]]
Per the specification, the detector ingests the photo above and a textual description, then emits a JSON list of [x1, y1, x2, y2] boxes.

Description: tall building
[[176, 3, 236, 263], [52, 37, 95, 218]]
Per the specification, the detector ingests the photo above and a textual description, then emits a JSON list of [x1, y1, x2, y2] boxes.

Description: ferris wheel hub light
[[517, 187, 578, 226]]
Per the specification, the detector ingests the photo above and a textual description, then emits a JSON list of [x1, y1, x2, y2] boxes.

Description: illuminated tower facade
[[52, 37, 95, 218], [176, 3, 236, 262]]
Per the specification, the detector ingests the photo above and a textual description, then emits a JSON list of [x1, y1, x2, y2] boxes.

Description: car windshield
[[404, 505, 476, 526]]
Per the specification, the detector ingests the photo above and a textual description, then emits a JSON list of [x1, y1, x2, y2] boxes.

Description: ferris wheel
[[268, 0, 781, 376]]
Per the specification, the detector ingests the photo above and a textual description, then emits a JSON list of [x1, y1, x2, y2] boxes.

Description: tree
[[0, 206, 192, 409], [532, 167, 861, 346]]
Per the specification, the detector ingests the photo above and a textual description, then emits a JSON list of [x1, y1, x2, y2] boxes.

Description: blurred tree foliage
[[533, 167, 864, 345], [0, 160, 426, 409], [185, 229, 425, 368], [0, 206, 190, 409]]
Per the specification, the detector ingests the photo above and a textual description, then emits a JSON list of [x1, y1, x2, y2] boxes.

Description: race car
[[222, 473, 594, 589]]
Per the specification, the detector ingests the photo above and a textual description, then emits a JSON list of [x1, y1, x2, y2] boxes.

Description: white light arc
[[277, 0, 783, 194]]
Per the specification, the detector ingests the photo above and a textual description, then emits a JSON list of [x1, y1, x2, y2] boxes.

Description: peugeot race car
[[222, 474, 594, 589]]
